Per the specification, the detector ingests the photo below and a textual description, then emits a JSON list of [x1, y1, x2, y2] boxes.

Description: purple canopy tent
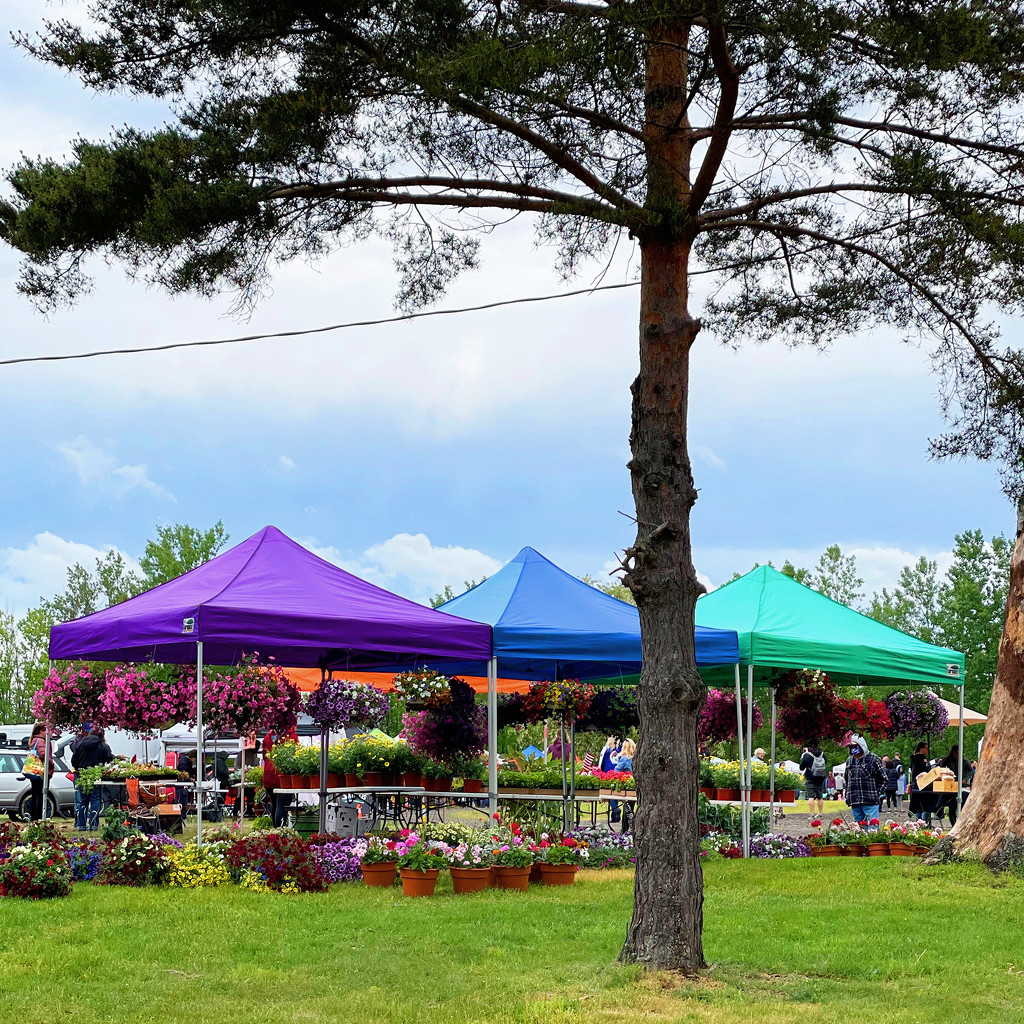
[[49, 525, 493, 842]]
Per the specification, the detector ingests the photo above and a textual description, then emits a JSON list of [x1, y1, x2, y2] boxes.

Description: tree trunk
[[617, 17, 706, 974], [940, 493, 1024, 867], [618, 232, 706, 971]]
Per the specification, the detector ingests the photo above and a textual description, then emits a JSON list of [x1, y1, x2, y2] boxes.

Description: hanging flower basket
[[698, 689, 763, 745], [100, 665, 194, 735], [391, 670, 452, 708], [883, 690, 949, 737], [776, 669, 846, 746], [523, 679, 595, 724], [31, 663, 104, 728], [190, 653, 302, 735], [305, 678, 390, 731]]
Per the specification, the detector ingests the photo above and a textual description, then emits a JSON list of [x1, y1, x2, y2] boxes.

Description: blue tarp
[[437, 546, 739, 680]]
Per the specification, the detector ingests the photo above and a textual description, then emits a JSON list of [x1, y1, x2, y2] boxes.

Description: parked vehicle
[[0, 747, 76, 820]]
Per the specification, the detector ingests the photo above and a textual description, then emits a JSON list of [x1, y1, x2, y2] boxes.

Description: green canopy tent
[[695, 566, 966, 854]]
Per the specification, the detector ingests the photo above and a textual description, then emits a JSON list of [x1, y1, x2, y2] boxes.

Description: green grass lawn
[[1, 860, 1021, 1023]]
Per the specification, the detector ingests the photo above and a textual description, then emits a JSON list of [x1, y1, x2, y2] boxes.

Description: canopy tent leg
[[487, 657, 498, 819], [769, 685, 777, 823], [196, 640, 204, 849], [957, 680, 965, 822], [745, 664, 755, 858], [560, 719, 569, 832], [318, 728, 328, 835], [733, 664, 747, 858], [569, 720, 576, 830]]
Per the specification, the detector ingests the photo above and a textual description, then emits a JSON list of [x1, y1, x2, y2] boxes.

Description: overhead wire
[[0, 281, 642, 368]]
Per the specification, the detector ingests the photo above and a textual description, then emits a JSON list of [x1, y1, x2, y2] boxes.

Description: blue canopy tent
[[438, 546, 740, 819]]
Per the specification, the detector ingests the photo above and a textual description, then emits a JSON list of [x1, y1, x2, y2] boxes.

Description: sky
[[0, 4, 1013, 621]]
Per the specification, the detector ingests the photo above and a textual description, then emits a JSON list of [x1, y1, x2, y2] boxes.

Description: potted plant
[[698, 760, 716, 799], [866, 818, 890, 856], [357, 836, 399, 886], [326, 743, 346, 788], [446, 841, 493, 893], [775, 769, 801, 802], [395, 833, 446, 896], [748, 761, 770, 802], [269, 740, 299, 788], [535, 835, 589, 885], [294, 745, 320, 789], [421, 759, 452, 792], [401, 748, 425, 789], [712, 762, 741, 802], [391, 669, 453, 709], [449, 754, 486, 793], [489, 830, 533, 890]]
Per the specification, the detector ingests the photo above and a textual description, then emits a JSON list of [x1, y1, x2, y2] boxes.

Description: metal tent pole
[[560, 718, 569, 832], [569, 720, 577, 829], [487, 657, 498, 818], [745, 664, 755, 858], [769, 685, 777, 822], [733, 664, 747, 857], [318, 727, 328, 835], [956, 680, 965, 824], [43, 719, 51, 821], [196, 640, 204, 849]]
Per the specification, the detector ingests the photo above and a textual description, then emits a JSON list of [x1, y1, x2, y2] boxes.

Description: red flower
[[869, 818, 880, 826], [46, 859, 54, 867], [539, 841, 550, 848], [492, 813, 501, 821], [810, 819, 822, 827], [831, 818, 844, 826]]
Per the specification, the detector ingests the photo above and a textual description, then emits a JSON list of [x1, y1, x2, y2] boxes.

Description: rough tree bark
[[940, 491, 1024, 867], [619, 19, 716, 972]]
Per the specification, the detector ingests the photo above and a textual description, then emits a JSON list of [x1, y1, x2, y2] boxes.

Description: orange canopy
[[286, 668, 530, 695]]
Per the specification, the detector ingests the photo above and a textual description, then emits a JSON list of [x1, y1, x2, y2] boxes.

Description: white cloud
[[694, 543, 954, 601], [279, 455, 296, 471], [57, 436, 174, 501], [0, 531, 140, 617], [305, 533, 502, 604], [693, 445, 728, 472]]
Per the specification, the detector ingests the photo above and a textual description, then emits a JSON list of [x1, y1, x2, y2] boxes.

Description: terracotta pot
[[430, 777, 452, 793], [308, 774, 321, 791], [326, 773, 342, 788], [362, 771, 384, 787], [380, 772, 397, 787], [402, 772, 421, 788], [539, 863, 578, 886], [345, 773, 360, 788], [699, 787, 715, 799], [400, 868, 439, 897], [752, 789, 769, 803], [913, 845, 929, 855], [492, 865, 531, 891], [840, 846, 864, 856], [888, 841, 911, 856], [450, 866, 491, 894], [816, 845, 841, 856], [867, 843, 890, 857], [716, 788, 740, 802], [361, 861, 397, 887], [463, 778, 484, 794], [780, 790, 796, 803], [529, 862, 544, 884]]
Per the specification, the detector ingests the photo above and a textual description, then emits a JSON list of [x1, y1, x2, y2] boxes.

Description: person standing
[[883, 756, 899, 810], [826, 769, 837, 801], [71, 726, 113, 830], [843, 734, 886, 830], [799, 743, 828, 816], [23, 722, 56, 821], [176, 750, 195, 828], [895, 760, 907, 811], [940, 745, 966, 826], [909, 741, 935, 824]]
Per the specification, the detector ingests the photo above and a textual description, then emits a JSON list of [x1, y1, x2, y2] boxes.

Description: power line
[[0, 280, 642, 368]]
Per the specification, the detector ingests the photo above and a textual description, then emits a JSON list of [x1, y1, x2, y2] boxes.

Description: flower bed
[[0, 843, 73, 899]]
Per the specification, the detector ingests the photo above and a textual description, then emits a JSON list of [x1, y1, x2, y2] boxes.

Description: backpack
[[810, 751, 828, 777]]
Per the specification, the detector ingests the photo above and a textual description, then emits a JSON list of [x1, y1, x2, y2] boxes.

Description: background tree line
[[0, 522, 228, 724]]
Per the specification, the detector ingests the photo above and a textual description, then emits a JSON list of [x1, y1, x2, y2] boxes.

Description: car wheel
[[16, 792, 57, 821]]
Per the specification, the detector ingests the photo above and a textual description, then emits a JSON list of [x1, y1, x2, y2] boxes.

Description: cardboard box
[[932, 779, 959, 792]]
